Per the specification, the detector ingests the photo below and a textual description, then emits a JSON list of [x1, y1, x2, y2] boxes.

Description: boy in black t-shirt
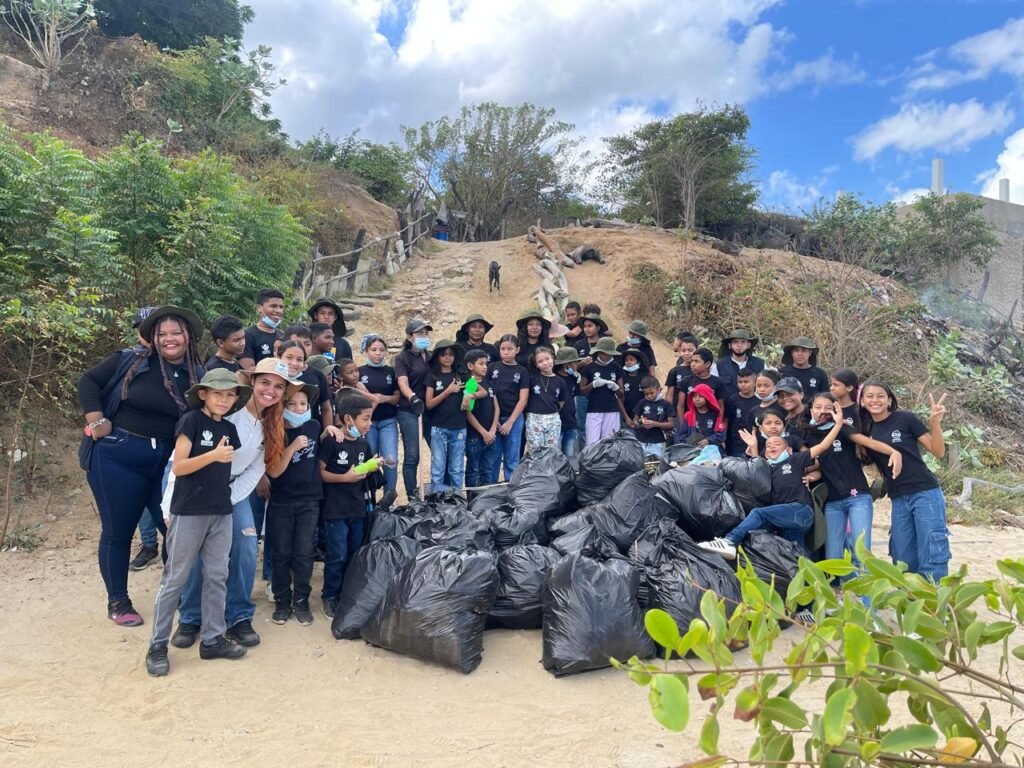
[[319, 393, 382, 619], [267, 387, 323, 626], [780, 336, 828, 400], [633, 377, 674, 457], [464, 350, 500, 487], [700, 403, 844, 560], [724, 369, 759, 456], [204, 315, 246, 374], [239, 288, 284, 369], [146, 369, 250, 677], [425, 340, 467, 491]]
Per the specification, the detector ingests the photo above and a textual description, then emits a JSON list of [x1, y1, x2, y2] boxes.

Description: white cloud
[[885, 185, 929, 205], [905, 17, 1024, 92], [852, 99, 1013, 161], [772, 50, 866, 92], [977, 128, 1024, 204], [242, 0, 862, 150], [762, 166, 840, 212]]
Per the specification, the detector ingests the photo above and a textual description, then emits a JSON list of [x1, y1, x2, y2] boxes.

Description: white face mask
[[623, 363, 640, 373]]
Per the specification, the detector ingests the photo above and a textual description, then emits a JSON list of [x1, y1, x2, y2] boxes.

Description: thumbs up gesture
[[212, 436, 234, 463]]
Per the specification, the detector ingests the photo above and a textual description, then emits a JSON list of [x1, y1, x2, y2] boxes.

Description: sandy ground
[[2, 230, 1022, 767]]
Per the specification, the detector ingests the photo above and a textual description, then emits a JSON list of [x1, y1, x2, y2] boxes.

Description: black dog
[[488, 261, 501, 293]]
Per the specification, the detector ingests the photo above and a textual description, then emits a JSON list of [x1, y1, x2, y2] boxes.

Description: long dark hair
[[516, 319, 551, 350], [858, 378, 898, 435], [528, 346, 556, 373], [121, 316, 201, 412]]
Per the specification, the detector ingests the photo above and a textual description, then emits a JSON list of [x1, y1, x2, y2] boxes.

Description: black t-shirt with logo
[[515, 340, 546, 368], [756, 431, 806, 456], [298, 368, 329, 425], [270, 420, 323, 502], [678, 373, 728, 413], [633, 398, 673, 444], [769, 450, 814, 506], [808, 424, 870, 502], [455, 341, 499, 377], [580, 361, 623, 413], [393, 349, 432, 412], [466, 380, 497, 437], [664, 364, 691, 410], [320, 435, 372, 520], [170, 409, 241, 516], [780, 365, 829, 399], [488, 362, 529, 420], [243, 326, 280, 364], [866, 410, 938, 497], [617, 339, 658, 368], [725, 393, 759, 456], [359, 364, 398, 422], [621, 369, 646, 416], [428, 370, 467, 430], [558, 370, 579, 430], [527, 373, 567, 415], [203, 356, 242, 375]]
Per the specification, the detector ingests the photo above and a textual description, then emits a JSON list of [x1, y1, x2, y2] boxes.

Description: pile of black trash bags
[[334, 432, 805, 676]]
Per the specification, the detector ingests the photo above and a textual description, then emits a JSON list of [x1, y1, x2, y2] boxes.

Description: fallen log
[[581, 217, 631, 229]]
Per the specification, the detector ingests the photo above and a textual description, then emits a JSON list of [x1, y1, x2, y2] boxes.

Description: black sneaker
[[129, 545, 160, 571], [146, 643, 169, 676], [170, 622, 200, 649], [225, 619, 260, 647], [272, 603, 292, 625], [321, 597, 337, 620], [199, 635, 247, 661], [294, 601, 313, 626], [377, 489, 398, 513]]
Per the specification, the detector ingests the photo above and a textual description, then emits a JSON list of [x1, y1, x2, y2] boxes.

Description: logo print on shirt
[[810, 378, 818, 387], [491, 369, 499, 379], [781, 463, 793, 475], [832, 440, 843, 452], [386, 375, 393, 385], [533, 384, 541, 394], [261, 344, 270, 355], [357, 452, 366, 463], [200, 430, 214, 447], [643, 405, 651, 415], [337, 450, 349, 465], [512, 373, 521, 383], [891, 430, 902, 443], [435, 380, 444, 391], [360, 375, 369, 385]]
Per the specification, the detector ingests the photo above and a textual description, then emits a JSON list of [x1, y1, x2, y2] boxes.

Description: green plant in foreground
[[615, 543, 1024, 767]]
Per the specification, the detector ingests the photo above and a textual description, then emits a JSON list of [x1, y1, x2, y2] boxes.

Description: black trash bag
[[369, 510, 420, 542], [651, 464, 745, 540], [658, 443, 703, 473], [546, 505, 604, 539], [550, 524, 619, 558], [627, 519, 696, 606], [739, 530, 804, 599], [468, 484, 511, 513], [575, 431, 646, 507], [542, 550, 654, 676], [720, 457, 773, 513], [412, 508, 494, 551], [361, 546, 499, 673], [332, 536, 421, 639], [488, 543, 560, 629], [589, 472, 675, 551], [645, 534, 742, 634], [490, 501, 547, 550], [509, 447, 577, 512], [423, 489, 469, 513]]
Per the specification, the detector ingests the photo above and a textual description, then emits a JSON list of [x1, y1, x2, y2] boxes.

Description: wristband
[[88, 418, 109, 430]]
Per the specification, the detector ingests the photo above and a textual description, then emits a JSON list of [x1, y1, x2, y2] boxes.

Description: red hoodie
[[685, 383, 725, 432]]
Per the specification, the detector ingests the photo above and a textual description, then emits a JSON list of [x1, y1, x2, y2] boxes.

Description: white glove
[[605, 380, 620, 393], [591, 377, 607, 388]]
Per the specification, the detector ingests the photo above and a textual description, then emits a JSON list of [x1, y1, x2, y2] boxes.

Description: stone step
[[357, 292, 392, 300]]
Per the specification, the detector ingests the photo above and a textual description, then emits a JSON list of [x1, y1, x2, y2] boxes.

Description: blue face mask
[[627, 337, 641, 346], [623, 363, 640, 373], [768, 450, 791, 465], [813, 420, 835, 431], [347, 425, 361, 438], [365, 359, 386, 367], [414, 337, 431, 351], [261, 314, 281, 330], [283, 409, 311, 428], [755, 392, 774, 401]]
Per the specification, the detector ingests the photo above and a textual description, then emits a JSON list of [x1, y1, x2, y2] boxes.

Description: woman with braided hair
[[78, 306, 205, 627]]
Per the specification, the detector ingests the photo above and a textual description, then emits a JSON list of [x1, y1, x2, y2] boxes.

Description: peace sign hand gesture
[[928, 392, 947, 424]]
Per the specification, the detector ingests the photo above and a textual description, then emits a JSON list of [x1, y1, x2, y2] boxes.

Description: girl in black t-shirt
[[394, 319, 433, 499], [425, 340, 466, 491], [524, 347, 566, 451], [515, 311, 552, 367], [277, 340, 333, 429], [488, 334, 529, 481], [359, 335, 400, 494], [859, 379, 950, 581], [829, 368, 859, 425]]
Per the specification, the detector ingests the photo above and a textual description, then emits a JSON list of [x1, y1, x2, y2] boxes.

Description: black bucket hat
[[782, 336, 819, 367], [456, 313, 494, 343], [516, 310, 552, 335], [138, 305, 204, 343], [620, 346, 649, 369], [307, 297, 348, 338]]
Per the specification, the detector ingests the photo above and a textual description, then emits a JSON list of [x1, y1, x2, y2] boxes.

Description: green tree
[[901, 193, 999, 281], [805, 194, 906, 272], [404, 102, 582, 241], [93, 0, 249, 51], [297, 130, 413, 206], [0, 0, 96, 89]]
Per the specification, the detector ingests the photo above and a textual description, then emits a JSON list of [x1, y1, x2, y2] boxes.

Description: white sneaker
[[698, 538, 737, 560], [264, 582, 274, 604], [793, 609, 815, 625]]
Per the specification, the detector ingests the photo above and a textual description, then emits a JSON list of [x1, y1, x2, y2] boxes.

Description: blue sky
[[244, 0, 1024, 212]]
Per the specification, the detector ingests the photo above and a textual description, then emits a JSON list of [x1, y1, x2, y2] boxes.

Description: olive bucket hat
[[625, 320, 650, 339], [307, 297, 348, 338], [138, 305, 204, 343], [554, 346, 580, 365], [185, 368, 252, 415], [590, 337, 621, 357]]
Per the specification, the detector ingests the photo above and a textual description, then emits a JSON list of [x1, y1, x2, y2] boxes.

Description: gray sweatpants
[[151, 513, 231, 646]]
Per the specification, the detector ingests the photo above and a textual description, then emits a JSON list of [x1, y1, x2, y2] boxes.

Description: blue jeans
[[86, 429, 172, 603], [367, 417, 399, 493], [321, 517, 367, 602], [396, 409, 421, 498], [138, 507, 159, 549], [641, 442, 665, 458], [726, 502, 813, 546], [250, 489, 272, 582], [824, 495, 873, 576], [574, 396, 588, 451], [466, 433, 501, 487], [495, 415, 524, 482], [889, 487, 950, 581], [561, 429, 579, 458], [179, 497, 258, 628], [430, 427, 466, 491]]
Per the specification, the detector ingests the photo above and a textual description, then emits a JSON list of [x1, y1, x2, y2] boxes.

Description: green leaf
[[816, 558, 857, 577], [761, 697, 808, 729], [843, 623, 874, 675], [645, 609, 681, 652], [762, 731, 795, 764], [860, 741, 881, 761], [996, 559, 1024, 583], [699, 715, 720, 755], [901, 599, 924, 634], [700, 589, 727, 640], [982, 621, 1017, 643], [892, 635, 942, 672], [735, 686, 759, 716], [853, 680, 891, 730], [1012, 645, 1024, 661], [880, 724, 938, 754], [823, 688, 857, 746], [964, 621, 984, 658], [649, 674, 689, 732]]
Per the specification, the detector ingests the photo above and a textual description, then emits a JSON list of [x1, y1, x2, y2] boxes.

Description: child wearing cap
[[146, 369, 249, 677], [464, 349, 500, 486], [573, 313, 608, 358], [675, 382, 727, 449], [780, 337, 828, 400], [633, 377, 674, 458], [205, 315, 246, 374], [554, 346, 582, 457], [524, 346, 567, 451], [617, 321, 658, 375], [580, 337, 628, 444], [715, 329, 765, 399], [772, 377, 811, 441], [425, 340, 467, 491]]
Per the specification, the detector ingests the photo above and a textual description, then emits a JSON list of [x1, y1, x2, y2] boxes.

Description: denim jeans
[[86, 429, 172, 604], [561, 429, 579, 459], [430, 427, 466, 491], [396, 409, 422, 498], [574, 396, 588, 451], [321, 517, 367, 602], [269, 499, 320, 606], [250, 489, 272, 582], [367, 417, 399, 493], [466, 433, 501, 487], [179, 496, 258, 628], [494, 415, 524, 482], [138, 507, 159, 549], [824, 495, 873, 576], [726, 502, 813, 546], [641, 442, 665, 459], [889, 487, 950, 581]]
